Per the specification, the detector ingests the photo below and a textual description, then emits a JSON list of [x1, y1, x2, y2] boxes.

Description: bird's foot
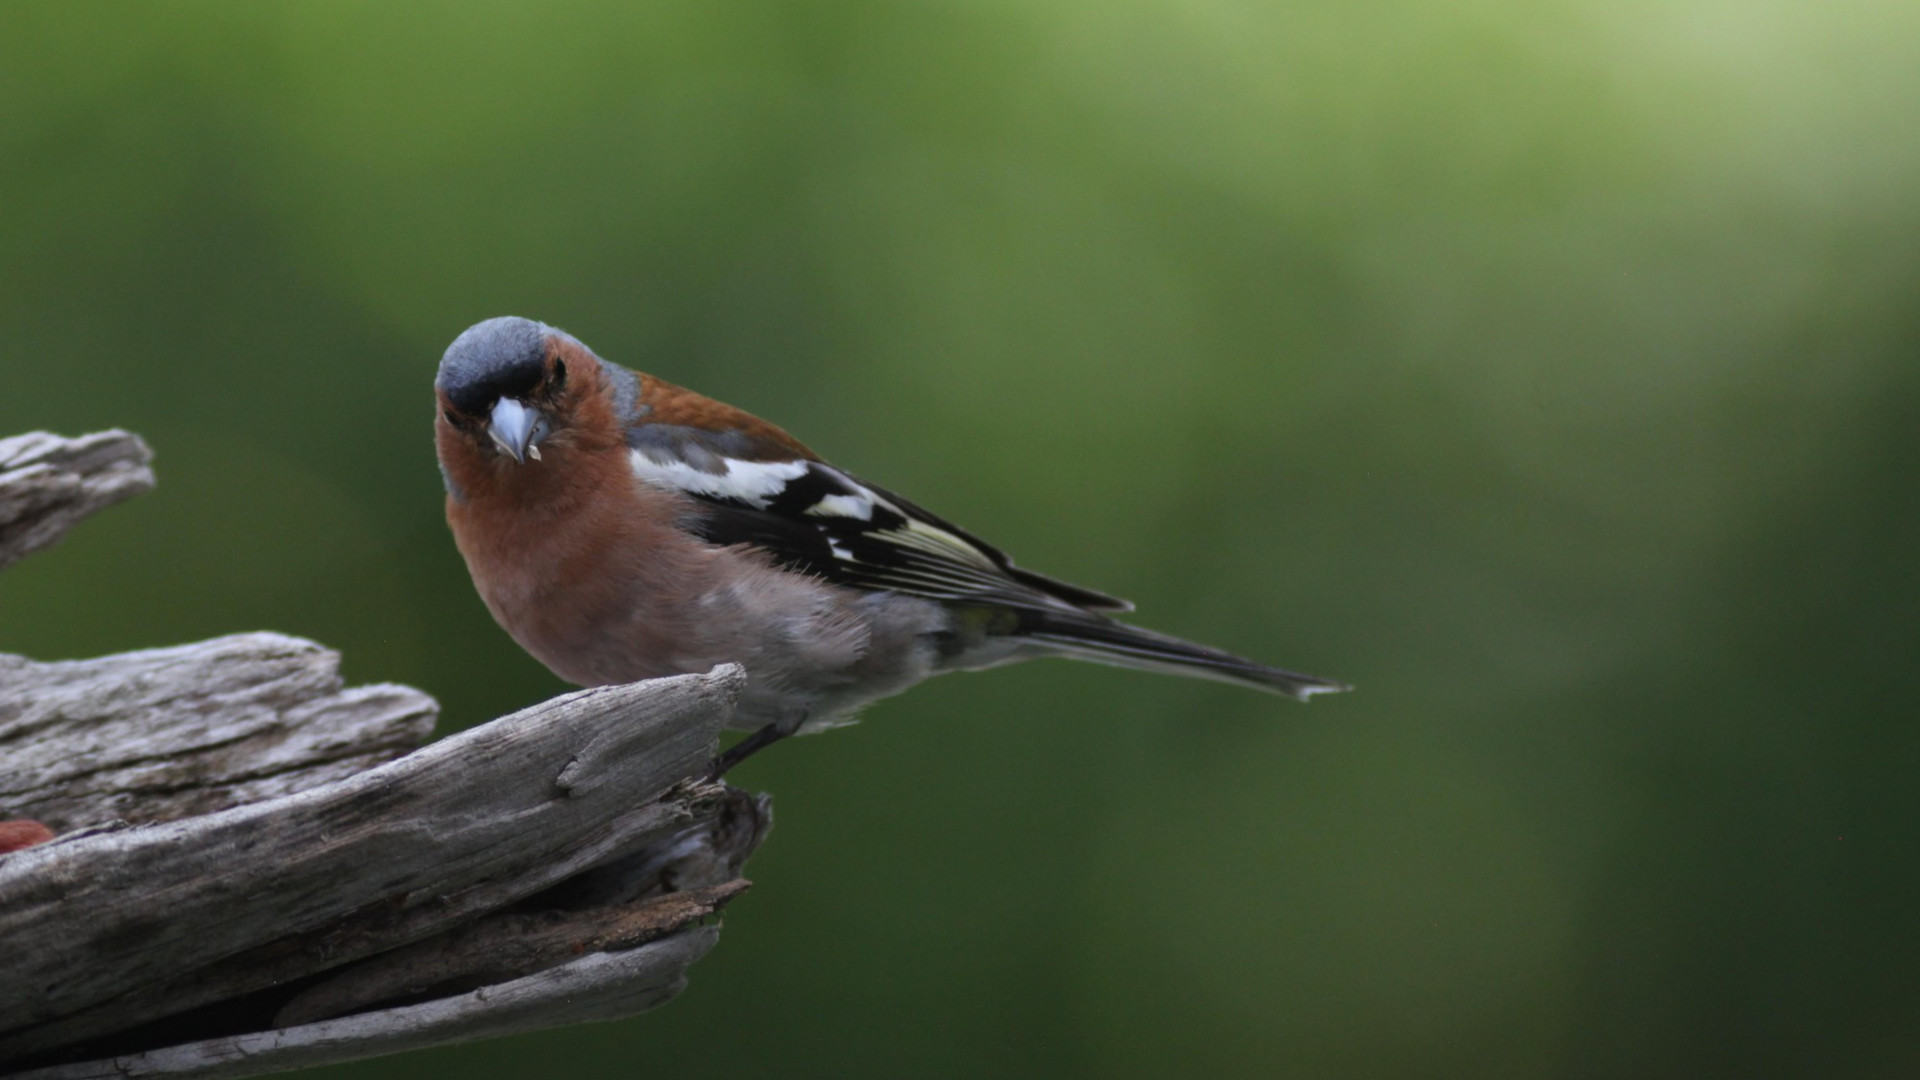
[[706, 721, 792, 780]]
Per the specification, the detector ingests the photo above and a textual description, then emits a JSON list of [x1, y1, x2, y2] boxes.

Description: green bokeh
[[3, 2, 1916, 1076]]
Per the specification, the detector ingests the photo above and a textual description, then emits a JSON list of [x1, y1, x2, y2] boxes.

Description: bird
[[434, 316, 1348, 773]]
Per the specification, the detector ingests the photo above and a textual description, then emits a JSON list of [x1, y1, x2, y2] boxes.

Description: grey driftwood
[[0, 430, 154, 573], [0, 633, 438, 834], [0, 430, 768, 1079]]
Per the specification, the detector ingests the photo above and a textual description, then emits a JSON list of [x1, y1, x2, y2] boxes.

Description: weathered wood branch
[[0, 668, 746, 1056], [0, 633, 437, 833], [10, 930, 722, 1080], [0, 432, 771, 1079], [273, 879, 750, 1028], [0, 430, 154, 573]]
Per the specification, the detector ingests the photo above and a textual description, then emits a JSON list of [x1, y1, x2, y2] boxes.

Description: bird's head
[[435, 316, 576, 466], [435, 316, 648, 506]]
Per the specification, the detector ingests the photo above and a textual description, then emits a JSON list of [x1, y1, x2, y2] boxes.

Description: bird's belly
[[459, 494, 951, 727], [489, 581, 707, 688], [727, 590, 951, 734], [454, 505, 727, 688]]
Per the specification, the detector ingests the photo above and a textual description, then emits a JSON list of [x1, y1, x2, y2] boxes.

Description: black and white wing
[[626, 425, 1132, 614]]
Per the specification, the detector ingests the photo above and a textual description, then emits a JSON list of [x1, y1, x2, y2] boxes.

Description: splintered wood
[[0, 431, 767, 1080]]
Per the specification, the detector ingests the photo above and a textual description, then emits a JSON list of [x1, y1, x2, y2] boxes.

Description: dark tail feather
[[1016, 611, 1350, 701]]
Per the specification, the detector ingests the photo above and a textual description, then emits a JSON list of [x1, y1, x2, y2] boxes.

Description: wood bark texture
[[0, 431, 769, 1079], [0, 430, 154, 573], [8, 931, 720, 1080], [0, 633, 438, 833]]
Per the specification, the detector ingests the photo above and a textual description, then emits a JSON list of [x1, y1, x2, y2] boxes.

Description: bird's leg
[[707, 721, 793, 779]]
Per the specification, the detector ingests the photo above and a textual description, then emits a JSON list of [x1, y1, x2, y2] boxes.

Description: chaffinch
[[435, 316, 1347, 772]]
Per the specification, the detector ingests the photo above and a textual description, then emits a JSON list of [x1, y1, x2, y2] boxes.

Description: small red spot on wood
[[0, 820, 55, 853]]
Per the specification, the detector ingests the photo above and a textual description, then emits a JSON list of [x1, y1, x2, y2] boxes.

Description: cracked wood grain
[[1, 789, 729, 1067], [0, 633, 438, 833], [7, 930, 719, 1080], [0, 429, 768, 1078], [0, 665, 745, 1062], [0, 430, 154, 574], [274, 880, 749, 1027]]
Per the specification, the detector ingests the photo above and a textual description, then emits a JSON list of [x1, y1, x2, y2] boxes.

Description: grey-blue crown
[[437, 316, 553, 416]]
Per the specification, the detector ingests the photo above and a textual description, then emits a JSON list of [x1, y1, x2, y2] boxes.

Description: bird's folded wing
[[626, 424, 1131, 613]]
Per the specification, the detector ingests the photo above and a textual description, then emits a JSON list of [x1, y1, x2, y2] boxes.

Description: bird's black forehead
[[437, 316, 552, 415]]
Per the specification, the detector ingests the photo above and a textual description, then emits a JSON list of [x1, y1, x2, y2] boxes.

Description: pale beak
[[487, 398, 548, 463]]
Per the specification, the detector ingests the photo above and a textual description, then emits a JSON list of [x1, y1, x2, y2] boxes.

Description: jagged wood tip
[[0, 430, 154, 574]]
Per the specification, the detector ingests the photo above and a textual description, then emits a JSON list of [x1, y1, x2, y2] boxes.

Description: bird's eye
[[550, 359, 568, 393], [442, 407, 461, 426]]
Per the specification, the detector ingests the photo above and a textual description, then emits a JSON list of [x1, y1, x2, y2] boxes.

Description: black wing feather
[[680, 457, 1132, 614]]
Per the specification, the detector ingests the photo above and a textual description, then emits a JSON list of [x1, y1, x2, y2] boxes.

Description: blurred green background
[[3, 1, 1917, 1076]]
